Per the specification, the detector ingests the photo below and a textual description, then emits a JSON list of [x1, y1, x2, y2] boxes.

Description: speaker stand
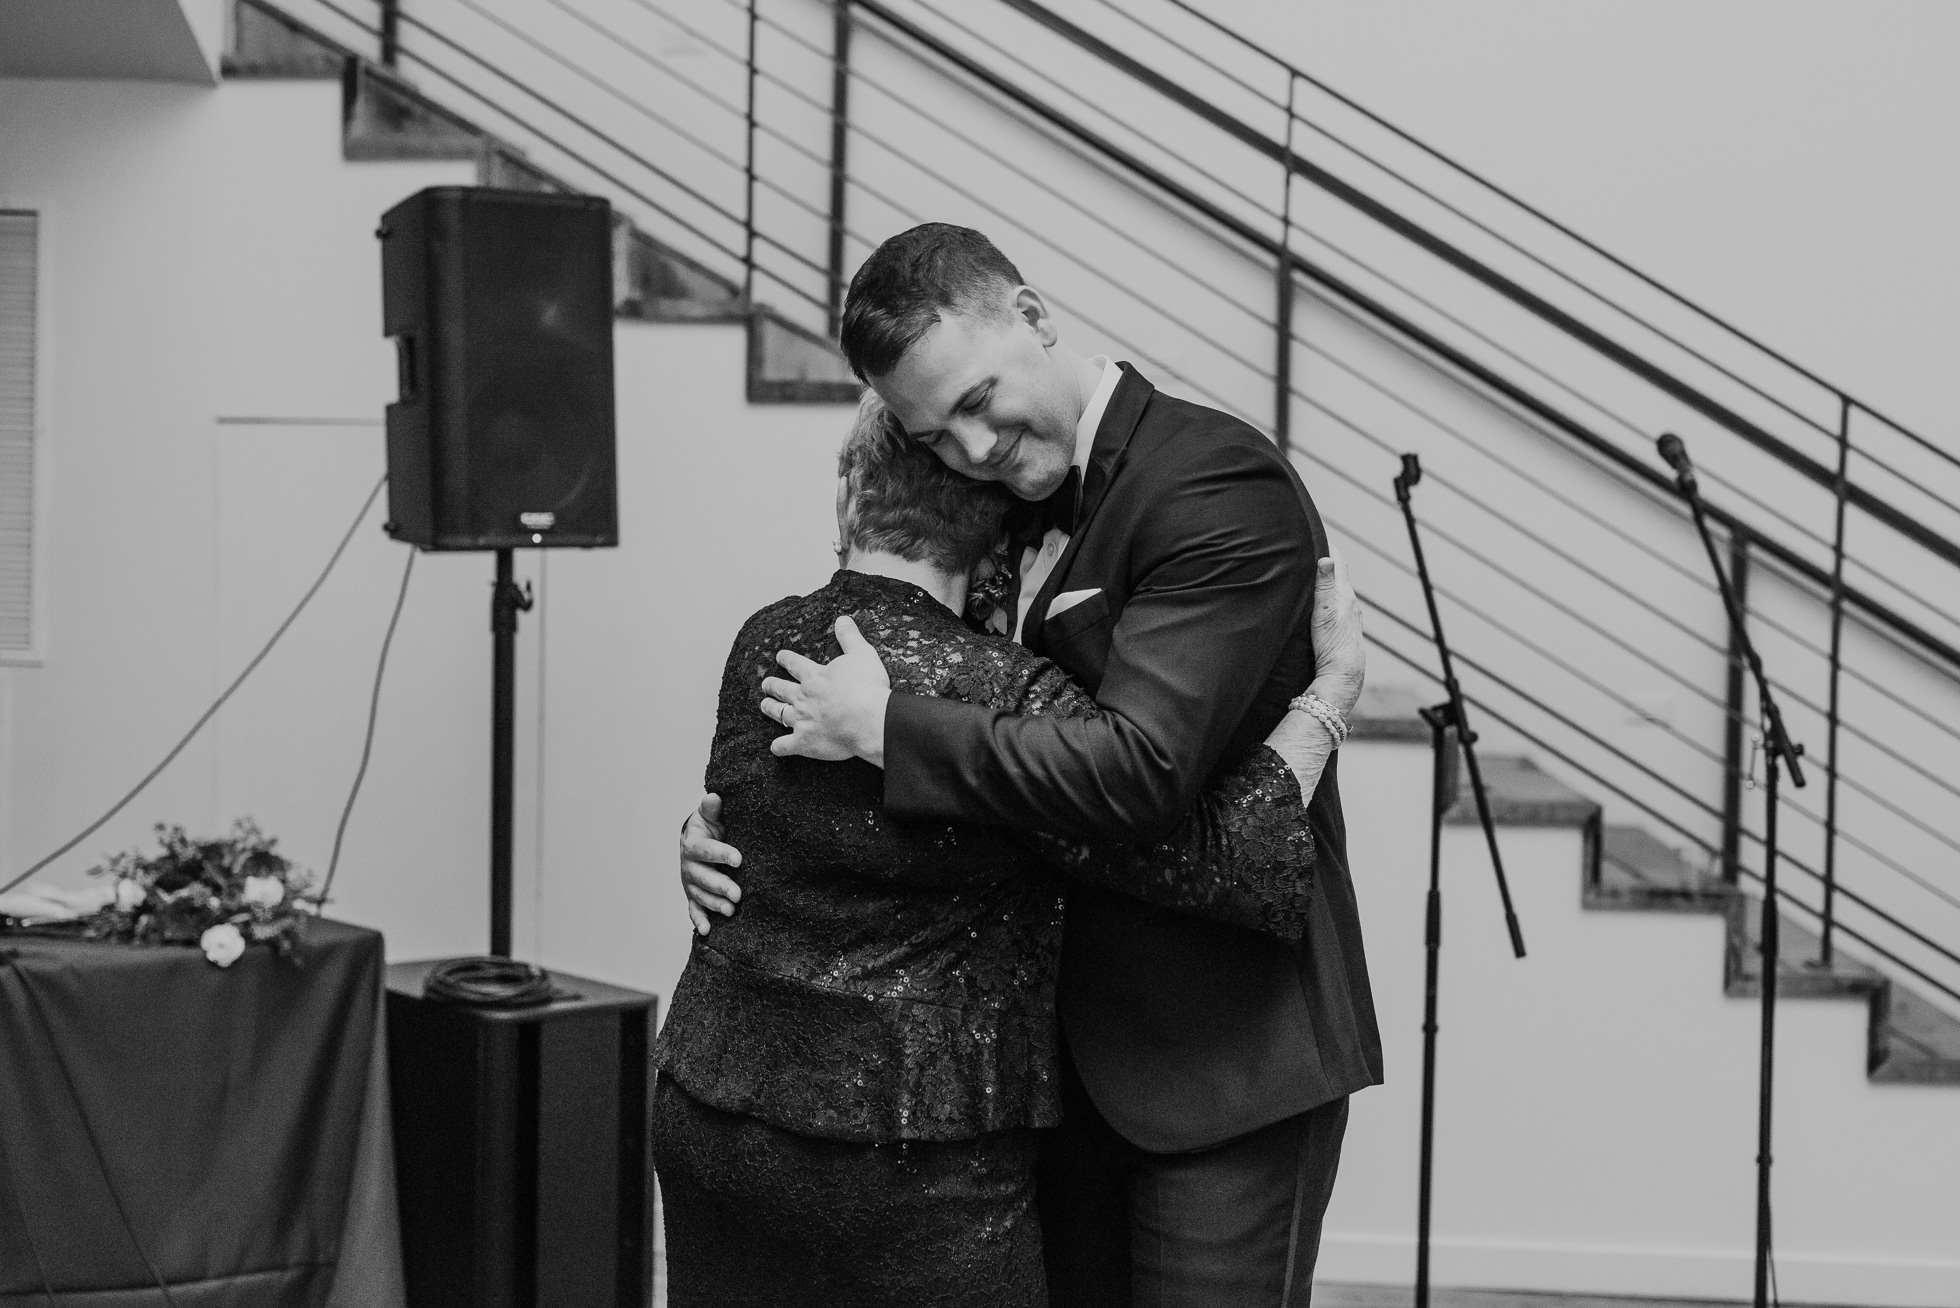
[[490, 548, 533, 958]]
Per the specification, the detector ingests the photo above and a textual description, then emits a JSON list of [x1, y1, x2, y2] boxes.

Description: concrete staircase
[[227, 0, 1960, 1096], [1353, 685, 1960, 1091], [225, 0, 861, 406]]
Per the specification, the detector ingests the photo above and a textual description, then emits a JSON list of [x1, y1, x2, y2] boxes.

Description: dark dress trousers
[[883, 366, 1384, 1300], [652, 570, 1321, 1307]]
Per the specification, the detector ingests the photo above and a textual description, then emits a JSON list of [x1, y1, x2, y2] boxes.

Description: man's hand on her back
[[680, 794, 744, 936], [759, 616, 893, 766]]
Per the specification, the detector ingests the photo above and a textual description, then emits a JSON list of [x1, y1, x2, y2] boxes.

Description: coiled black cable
[[423, 956, 559, 1008]]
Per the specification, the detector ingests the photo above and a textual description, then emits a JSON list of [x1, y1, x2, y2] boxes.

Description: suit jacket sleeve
[[885, 432, 1318, 843], [1029, 743, 1315, 943], [985, 658, 1317, 942]]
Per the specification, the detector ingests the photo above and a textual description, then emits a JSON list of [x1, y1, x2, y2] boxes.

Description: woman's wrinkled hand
[[1309, 548, 1365, 719], [679, 794, 744, 936]]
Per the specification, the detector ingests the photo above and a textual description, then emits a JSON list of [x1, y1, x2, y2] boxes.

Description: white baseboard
[[1317, 1232, 1960, 1307]]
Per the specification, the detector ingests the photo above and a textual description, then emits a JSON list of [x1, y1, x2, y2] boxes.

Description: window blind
[[0, 211, 37, 655]]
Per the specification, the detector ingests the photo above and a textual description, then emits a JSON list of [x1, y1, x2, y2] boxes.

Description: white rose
[[115, 878, 147, 911], [241, 875, 285, 908], [200, 922, 247, 968]]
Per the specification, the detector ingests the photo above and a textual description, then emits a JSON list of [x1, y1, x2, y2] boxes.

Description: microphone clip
[[1394, 453, 1422, 505]]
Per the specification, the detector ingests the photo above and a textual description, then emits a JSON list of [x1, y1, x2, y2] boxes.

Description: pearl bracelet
[[1289, 690, 1350, 746]]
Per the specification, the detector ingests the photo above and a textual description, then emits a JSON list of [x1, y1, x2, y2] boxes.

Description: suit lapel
[[1026, 363, 1155, 654]]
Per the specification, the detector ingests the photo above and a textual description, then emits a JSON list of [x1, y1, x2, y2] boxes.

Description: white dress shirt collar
[[1072, 356, 1120, 477]]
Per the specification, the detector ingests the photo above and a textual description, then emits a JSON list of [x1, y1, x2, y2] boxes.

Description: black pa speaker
[[379, 187, 618, 550], [385, 960, 657, 1308]]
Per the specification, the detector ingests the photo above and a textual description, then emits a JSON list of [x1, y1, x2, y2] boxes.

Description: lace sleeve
[[1028, 744, 1314, 944], [856, 623, 1315, 939], [998, 661, 1316, 944]]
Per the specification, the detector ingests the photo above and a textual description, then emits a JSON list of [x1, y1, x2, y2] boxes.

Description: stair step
[[1347, 682, 1433, 744], [223, 0, 344, 79], [747, 311, 861, 404], [1721, 899, 1960, 1084], [614, 226, 749, 324], [1587, 824, 1731, 914], [479, 147, 572, 196], [238, 11, 859, 407], [342, 62, 484, 163], [1724, 899, 1885, 1001], [1444, 755, 1599, 828], [1871, 984, 1960, 1084]]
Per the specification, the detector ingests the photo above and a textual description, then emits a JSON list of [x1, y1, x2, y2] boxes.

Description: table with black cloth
[[0, 919, 405, 1307]]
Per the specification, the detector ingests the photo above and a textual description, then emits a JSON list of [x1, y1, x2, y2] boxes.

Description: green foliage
[[85, 819, 323, 964]]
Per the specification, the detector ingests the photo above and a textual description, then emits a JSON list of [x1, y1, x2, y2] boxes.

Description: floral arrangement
[[85, 820, 321, 966]]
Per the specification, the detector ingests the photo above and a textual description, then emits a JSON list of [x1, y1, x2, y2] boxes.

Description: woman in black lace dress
[[652, 398, 1361, 1307]]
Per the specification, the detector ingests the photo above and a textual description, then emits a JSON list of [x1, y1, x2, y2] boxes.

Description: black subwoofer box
[[385, 960, 657, 1308], [378, 186, 619, 551]]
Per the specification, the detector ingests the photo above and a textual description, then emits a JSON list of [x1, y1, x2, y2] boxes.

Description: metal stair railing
[[244, 0, 1960, 1013]]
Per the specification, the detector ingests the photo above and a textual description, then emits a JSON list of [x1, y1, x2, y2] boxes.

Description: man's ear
[[1013, 285, 1060, 347]]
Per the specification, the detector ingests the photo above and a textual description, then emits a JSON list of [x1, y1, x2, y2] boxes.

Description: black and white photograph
[[0, 2, 1955, 1306]]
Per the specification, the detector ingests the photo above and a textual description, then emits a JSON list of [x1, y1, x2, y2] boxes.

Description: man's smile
[[985, 430, 1024, 475]]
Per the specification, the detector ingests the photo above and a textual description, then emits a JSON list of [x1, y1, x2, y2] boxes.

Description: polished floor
[[1315, 1288, 1842, 1308], [651, 1257, 1832, 1307]]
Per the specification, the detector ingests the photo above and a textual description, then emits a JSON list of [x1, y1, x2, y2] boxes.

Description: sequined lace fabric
[[653, 569, 1316, 1145]]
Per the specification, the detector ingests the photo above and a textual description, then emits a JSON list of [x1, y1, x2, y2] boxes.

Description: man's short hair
[[838, 392, 1013, 574], [839, 224, 1024, 381]]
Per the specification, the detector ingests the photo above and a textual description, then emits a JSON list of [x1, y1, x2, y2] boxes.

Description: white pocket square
[[1047, 587, 1102, 619]]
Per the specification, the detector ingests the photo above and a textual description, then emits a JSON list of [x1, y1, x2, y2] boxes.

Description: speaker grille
[[382, 187, 618, 551]]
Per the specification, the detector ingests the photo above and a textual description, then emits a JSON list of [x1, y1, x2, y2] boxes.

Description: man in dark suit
[[683, 224, 1380, 1305]]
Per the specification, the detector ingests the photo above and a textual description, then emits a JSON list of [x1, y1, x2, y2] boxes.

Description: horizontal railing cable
[[1288, 333, 1715, 598], [1292, 397, 1739, 686], [1285, 362, 1928, 768], [1839, 438, 1960, 524], [908, 0, 1289, 229], [780, 0, 1960, 819], [308, 0, 770, 284], [1078, 0, 1288, 112], [521, 0, 1266, 394], [292, 0, 1960, 991], [1300, 453, 1743, 745], [438, 0, 838, 288], [1364, 621, 1960, 1006], [398, 7, 743, 231], [1330, 510, 1736, 772], [903, 0, 1960, 696], [690, 0, 1278, 339], [1277, 326, 1960, 789], [1288, 221, 1846, 558], [1353, 587, 1960, 979], [1280, 327, 1960, 805], [1286, 249, 1960, 676], [1148, 0, 1960, 478], [1769, 795, 1960, 914], [989, 0, 1960, 572], [615, 0, 1279, 393], [1073, 0, 1857, 451], [825, 0, 1960, 680]]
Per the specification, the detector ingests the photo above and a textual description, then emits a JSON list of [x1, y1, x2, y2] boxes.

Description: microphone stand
[[489, 548, 534, 958], [1658, 434, 1805, 1308], [1395, 453, 1527, 1308]]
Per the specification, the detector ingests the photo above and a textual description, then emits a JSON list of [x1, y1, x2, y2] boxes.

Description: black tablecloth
[[0, 918, 404, 1307]]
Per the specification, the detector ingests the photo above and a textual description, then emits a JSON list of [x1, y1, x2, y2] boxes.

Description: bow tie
[[1040, 466, 1083, 536]]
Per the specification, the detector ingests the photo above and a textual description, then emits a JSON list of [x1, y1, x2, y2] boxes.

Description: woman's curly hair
[[837, 392, 1015, 575]]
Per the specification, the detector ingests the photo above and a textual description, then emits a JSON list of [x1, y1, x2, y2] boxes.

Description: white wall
[[5, 9, 1960, 1300], [1335, 738, 1960, 1305], [1205, 0, 1960, 449], [0, 74, 844, 995]]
